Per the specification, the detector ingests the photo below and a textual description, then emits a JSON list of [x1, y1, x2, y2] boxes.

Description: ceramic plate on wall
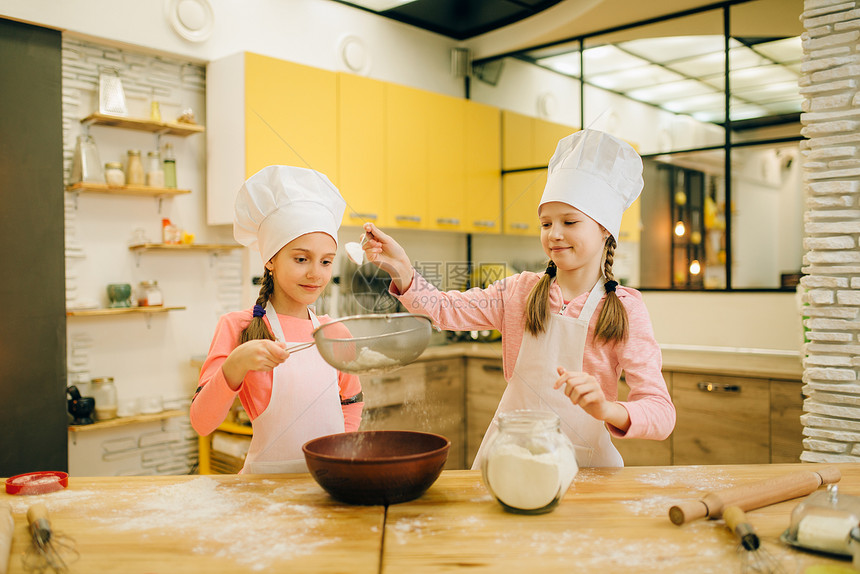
[[166, 0, 214, 43]]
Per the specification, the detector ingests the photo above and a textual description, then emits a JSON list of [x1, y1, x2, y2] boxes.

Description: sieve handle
[[285, 341, 316, 353]]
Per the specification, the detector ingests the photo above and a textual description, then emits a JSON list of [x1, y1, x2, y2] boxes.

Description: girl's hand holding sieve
[[222, 340, 290, 390]]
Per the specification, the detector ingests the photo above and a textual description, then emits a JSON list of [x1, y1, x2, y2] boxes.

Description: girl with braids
[[362, 130, 673, 469], [191, 166, 363, 473]]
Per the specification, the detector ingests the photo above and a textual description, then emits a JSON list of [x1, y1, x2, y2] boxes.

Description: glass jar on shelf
[[104, 162, 125, 187], [126, 150, 144, 185], [90, 377, 118, 421], [137, 280, 164, 307], [145, 151, 164, 187], [163, 143, 177, 189]]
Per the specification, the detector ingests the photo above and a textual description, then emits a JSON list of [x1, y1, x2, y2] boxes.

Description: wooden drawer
[[770, 379, 804, 463], [611, 372, 673, 466], [465, 358, 506, 468], [359, 362, 426, 410], [673, 373, 770, 465]]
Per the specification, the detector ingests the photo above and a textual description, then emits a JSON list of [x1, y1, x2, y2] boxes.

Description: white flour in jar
[[486, 443, 577, 510]]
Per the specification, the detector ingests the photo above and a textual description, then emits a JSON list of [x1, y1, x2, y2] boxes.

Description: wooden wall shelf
[[65, 182, 191, 197], [81, 113, 205, 136], [68, 409, 186, 432], [66, 306, 185, 317], [128, 243, 243, 252]]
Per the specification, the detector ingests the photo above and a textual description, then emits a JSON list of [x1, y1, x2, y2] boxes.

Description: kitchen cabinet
[[502, 169, 546, 235], [502, 109, 575, 170], [426, 92, 466, 231], [672, 372, 771, 465], [207, 52, 338, 225], [610, 372, 673, 466], [770, 379, 804, 463], [338, 72, 386, 227], [465, 100, 502, 234], [359, 358, 466, 469], [384, 82, 429, 229], [465, 357, 506, 468]]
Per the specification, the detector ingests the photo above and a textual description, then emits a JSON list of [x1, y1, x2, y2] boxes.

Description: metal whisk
[[724, 506, 787, 574], [22, 503, 78, 574]]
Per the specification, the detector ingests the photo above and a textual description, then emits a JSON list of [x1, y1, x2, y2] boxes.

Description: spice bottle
[[126, 150, 144, 185], [481, 410, 578, 514], [105, 162, 125, 187], [161, 218, 181, 244], [90, 377, 118, 421], [163, 143, 177, 189], [137, 280, 163, 307], [145, 151, 164, 187]]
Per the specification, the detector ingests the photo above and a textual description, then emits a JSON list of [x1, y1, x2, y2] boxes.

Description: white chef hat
[[234, 165, 346, 263], [539, 129, 643, 241]]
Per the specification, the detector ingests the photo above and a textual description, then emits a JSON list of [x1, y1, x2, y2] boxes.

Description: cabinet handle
[[379, 377, 402, 384], [697, 381, 741, 393], [482, 364, 503, 372], [510, 222, 529, 230], [395, 215, 421, 223], [474, 220, 496, 228], [349, 212, 378, 220], [436, 217, 460, 225], [427, 364, 449, 375]]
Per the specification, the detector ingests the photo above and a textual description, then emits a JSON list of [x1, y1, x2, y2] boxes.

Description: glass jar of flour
[[481, 410, 578, 514]]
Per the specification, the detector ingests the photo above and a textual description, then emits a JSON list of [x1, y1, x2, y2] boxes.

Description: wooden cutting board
[[1, 474, 384, 574]]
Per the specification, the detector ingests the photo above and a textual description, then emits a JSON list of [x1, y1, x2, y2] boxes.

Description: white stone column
[[800, 0, 860, 462]]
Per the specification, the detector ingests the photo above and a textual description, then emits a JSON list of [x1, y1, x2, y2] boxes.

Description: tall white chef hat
[[234, 165, 346, 263], [538, 129, 643, 241]]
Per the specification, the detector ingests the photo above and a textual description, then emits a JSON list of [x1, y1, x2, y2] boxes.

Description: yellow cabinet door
[[427, 93, 466, 231], [244, 53, 338, 182], [534, 117, 576, 166], [502, 110, 534, 170], [338, 72, 386, 227], [385, 82, 427, 229], [502, 169, 545, 235], [465, 100, 501, 234]]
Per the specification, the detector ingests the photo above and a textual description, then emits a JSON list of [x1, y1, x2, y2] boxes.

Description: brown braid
[[524, 261, 555, 336], [594, 236, 628, 343], [239, 267, 276, 344]]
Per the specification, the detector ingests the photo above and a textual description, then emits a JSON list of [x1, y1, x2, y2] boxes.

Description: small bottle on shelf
[[145, 151, 164, 187], [161, 218, 181, 244], [104, 162, 125, 187], [137, 280, 163, 307], [163, 143, 177, 189], [126, 150, 144, 185]]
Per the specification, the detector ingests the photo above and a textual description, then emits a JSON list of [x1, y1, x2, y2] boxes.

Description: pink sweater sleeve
[[606, 292, 675, 441]]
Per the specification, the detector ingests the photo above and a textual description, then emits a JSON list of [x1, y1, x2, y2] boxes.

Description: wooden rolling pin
[[0, 502, 12, 574], [669, 466, 842, 525]]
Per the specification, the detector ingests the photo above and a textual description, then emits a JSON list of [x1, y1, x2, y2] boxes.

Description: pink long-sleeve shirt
[[191, 309, 363, 436], [391, 271, 675, 440]]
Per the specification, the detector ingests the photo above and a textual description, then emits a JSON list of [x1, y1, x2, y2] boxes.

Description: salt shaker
[[481, 410, 578, 514]]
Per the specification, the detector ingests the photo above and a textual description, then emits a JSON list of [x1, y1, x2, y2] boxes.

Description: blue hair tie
[[252, 304, 266, 318]]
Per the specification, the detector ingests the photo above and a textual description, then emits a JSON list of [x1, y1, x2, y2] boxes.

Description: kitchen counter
[[2, 464, 857, 573], [418, 342, 803, 380]]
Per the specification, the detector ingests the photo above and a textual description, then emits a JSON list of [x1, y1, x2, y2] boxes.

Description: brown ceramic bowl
[[302, 430, 450, 505]]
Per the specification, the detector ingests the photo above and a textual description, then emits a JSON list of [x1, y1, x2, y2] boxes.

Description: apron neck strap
[[578, 278, 606, 323], [265, 303, 320, 342]]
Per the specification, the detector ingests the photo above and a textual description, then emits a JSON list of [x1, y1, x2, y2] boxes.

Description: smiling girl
[[191, 166, 363, 474], [362, 129, 674, 468]]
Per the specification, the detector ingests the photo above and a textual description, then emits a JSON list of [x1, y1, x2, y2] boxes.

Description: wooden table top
[[2, 464, 857, 573]]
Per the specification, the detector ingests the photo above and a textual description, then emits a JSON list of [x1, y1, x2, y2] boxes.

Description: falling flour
[[343, 347, 397, 371], [485, 443, 577, 510]]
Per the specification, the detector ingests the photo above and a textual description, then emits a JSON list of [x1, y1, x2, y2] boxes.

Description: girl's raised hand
[[221, 339, 290, 390], [361, 222, 414, 292]]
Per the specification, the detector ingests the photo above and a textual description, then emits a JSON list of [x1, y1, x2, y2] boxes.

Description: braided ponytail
[[525, 261, 556, 336], [239, 267, 276, 344], [594, 236, 628, 343]]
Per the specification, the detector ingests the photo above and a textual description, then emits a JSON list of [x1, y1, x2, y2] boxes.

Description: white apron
[[472, 279, 623, 470], [242, 304, 345, 474]]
